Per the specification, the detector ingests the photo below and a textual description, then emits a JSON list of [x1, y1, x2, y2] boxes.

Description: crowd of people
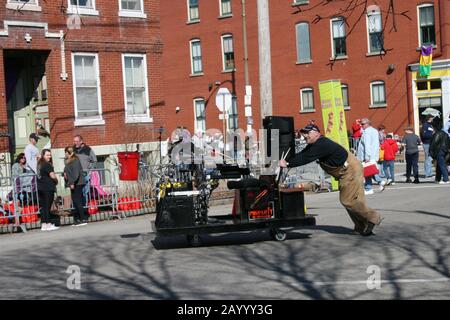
[[282, 114, 450, 236], [10, 134, 97, 232], [350, 114, 450, 196]]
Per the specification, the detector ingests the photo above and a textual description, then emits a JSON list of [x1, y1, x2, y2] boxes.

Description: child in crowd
[[381, 134, 399, 185]]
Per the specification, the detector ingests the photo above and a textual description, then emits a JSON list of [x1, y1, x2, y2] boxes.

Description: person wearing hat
[[279, 124, 382, 236], [24, 133, 41, 174], [420, 114, 435, 178]]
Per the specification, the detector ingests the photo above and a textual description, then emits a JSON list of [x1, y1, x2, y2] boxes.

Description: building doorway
[[3, 50, 50, 158]]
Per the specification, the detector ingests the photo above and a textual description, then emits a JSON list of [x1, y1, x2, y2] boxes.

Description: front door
[[4, 51, 49, 156]]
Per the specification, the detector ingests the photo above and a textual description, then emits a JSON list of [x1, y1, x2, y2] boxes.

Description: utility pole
[[242, 0, 253, 135], [257, 0, 273, 120]]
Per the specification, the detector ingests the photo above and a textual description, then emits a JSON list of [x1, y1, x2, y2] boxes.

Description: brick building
[[161, 0, 449, 141], [0, 0, 165, 173]]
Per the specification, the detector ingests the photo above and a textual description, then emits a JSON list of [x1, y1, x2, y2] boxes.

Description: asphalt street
[[0, 178, 449, 300]]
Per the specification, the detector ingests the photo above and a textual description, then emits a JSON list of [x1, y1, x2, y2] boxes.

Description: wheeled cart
[[153, 183, 316, 247]]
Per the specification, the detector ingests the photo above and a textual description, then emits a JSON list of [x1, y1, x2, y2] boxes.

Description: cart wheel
[[187, 234, 202, 247], [270, 229, 287, 241]]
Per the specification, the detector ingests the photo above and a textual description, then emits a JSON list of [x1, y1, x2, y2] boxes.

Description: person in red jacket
[[351, 119, 362, 151], [381, 134, 399, 185]]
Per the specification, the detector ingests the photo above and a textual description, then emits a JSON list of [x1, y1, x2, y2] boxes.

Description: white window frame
[[118, 0, 147, 18], [366, 10, 383, 54], [219, 0, 232, 17], [193, 98, 206, 133], [190, 39, 203, 75], [221, 34, 235, 72], [292, 0, 309, 5], [67, 0, 99, 16], [71, 52, 105, 126], [6, 0, 42, 12], [122, 53, 152, 123], [187, 0, 200, 22], [300, 88, 315, 112], [417, 3, 436, 47], [370, 81, 387, 107], [341, 84, 350, 110], [296, 22, 312, 63], [330, 17, 347, 59]]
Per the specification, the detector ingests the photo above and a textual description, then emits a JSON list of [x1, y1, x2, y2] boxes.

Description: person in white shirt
[[24, 133, 40, 174]]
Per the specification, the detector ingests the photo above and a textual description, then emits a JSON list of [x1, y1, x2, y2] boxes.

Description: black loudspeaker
[[155, 196, 194, 228], [280, 191, 305, 218], [263, 116, 295, 161]]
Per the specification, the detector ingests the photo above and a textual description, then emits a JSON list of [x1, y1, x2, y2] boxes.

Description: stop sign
[[215, 87, 232, 113]]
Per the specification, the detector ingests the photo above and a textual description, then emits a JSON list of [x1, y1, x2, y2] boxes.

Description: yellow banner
[[318, 80, 350, 190]]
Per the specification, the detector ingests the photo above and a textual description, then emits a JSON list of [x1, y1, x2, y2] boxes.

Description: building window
[[296, 22, 311, 63], [119, 0, 146, 18], [370, 81, 386, 106], [122, 54, 151, 122], [68, 0, 99, 15], [300, 88, 314, 112], [417, 81, 428, 91], [194, 98, 206, 133], [188, 0, 199, 22], [341, 84, 349, 109], [190, 39, 203, 75], [228, 97, 238, 131], [418, 4, 436, 46], [6, 0, 41, 11], [72, 53, 103, 125], [367, 11, 383, 53], [222, 34, 235, 71], [331, 18, 347, 57], [220, 0, 232, 16], [417, 79, 442, 91]]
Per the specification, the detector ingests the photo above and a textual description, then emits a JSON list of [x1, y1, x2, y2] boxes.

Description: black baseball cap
[[29, 133, 40, 141], [300, 124, 320, 133]]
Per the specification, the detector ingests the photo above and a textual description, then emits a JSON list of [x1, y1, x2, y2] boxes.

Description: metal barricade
[[113, 167, 154, 218], [54, 168, 121, 223], [282, 139, 332, 192], [0, 174, 40, 233]]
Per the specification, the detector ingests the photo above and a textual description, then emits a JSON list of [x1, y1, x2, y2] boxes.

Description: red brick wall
[[269, 0, 443, 135], [0, 0, 165, 149], [162, 0, 446, 137], [161, 0, 261, 137]]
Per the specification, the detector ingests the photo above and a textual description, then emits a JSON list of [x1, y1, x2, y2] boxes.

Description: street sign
[[246, 85, 252, 96], [216, 87, 232, 112], [245, 106, 252, 117], [245, 95, 252, 106]]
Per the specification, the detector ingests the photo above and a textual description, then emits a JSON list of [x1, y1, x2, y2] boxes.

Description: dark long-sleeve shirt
[[64, 158, 84, 188], [288, 136, 348, 168]]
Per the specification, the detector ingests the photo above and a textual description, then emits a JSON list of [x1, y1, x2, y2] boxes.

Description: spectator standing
[[11, 153, 35, 205], [429, 128, 450, 184], [351, 119, 362, 150], [377, 124, 387, 178], [24, 133, 40, 174], [64, 146, 88, 226], [443, 113, 450, 138], [37, 149, 59, 231], [381, 134, 399, 185], [402, 126, 421, 183], [73, 135, 97, 205], [356, 118, 386, 195], [420, 115, 435, 178]]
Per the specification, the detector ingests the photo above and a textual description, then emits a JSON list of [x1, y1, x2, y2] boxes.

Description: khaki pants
[[320, 152, 382, 232]]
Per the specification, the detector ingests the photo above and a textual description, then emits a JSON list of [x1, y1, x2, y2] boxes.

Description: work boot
[[360, 222, 376, 236], [405, 178, 412, 183], [413, 178, 420, 184]]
